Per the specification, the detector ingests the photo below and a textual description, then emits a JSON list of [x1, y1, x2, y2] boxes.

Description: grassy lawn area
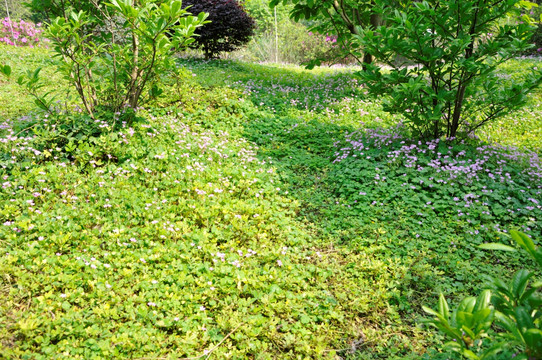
[[1, 44, 541, 359]]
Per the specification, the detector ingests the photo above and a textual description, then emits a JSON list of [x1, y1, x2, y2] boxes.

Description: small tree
[[355, 0, 542, 139], [182, 0, 255, 59], [44, 0, 208, 118]]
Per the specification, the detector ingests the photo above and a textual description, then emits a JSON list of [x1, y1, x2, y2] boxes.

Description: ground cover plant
[[1, 43, 542, 359]]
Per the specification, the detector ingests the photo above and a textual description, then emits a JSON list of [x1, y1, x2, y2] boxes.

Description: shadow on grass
[[184, 59, 533, 311]]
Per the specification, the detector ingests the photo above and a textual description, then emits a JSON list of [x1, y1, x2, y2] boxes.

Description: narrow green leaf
[[438, 293, 450, 320], [474, 290, 492, 313], [479, 243, 516, 252]]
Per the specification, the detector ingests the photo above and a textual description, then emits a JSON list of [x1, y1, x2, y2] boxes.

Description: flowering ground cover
[[1, 45, 541, 359]]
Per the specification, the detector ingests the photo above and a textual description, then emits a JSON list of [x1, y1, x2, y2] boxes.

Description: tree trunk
[[362, 12, 382, 69]]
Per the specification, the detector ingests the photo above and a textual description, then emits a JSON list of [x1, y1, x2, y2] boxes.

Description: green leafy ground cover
[[1, 45, 541, 359]]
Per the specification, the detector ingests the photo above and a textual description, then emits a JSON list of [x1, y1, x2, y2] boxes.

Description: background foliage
[[182, 0, 255, 59]]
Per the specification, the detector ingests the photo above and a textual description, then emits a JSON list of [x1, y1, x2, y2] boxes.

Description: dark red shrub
[[183, 0, 255, 59]]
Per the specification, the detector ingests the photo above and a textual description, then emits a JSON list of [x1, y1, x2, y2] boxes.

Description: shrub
[[423, 230, 542, 360], [0, 0, 30, 20], [525, 23, 542, 56], [0, 18, 44, 47], [278, 21, 349, 64], [356, 0, 542, 140], [32, 1, 207, 119], [182, 0, 255, 59], [519, 1, 542, 56], [230, 19, 354, 64]]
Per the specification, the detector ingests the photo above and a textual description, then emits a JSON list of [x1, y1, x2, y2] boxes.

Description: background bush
[[182, 0, 255, 59], [0, 0, 30, 20], [233, 0, 355, 65], [0, 18, 44, 47]]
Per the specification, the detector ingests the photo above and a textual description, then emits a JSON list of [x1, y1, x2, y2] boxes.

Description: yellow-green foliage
[[1, 45, 541, 359]]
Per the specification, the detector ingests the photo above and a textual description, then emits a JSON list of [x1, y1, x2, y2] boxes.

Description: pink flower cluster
[[0, 18, 44, 47]]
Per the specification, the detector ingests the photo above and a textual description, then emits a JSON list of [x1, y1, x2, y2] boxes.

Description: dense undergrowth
[[1, 45, 541, 359]]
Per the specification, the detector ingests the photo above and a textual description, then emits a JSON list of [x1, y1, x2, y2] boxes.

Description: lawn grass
[[1, 45, 541, 359]]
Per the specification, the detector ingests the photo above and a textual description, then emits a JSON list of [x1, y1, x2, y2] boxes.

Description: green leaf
[[479, 342, 508, 360], [474, 290, 492, 313], [461, 347, 481, 360], [510, 230, 539, 264], [438, 293, 450, 320], [523, 328, 542, 353], [478, 243, 516, 252], [511, 269, 533, 300], [1, 64, 11, 77], [515, 306, 535, 330]]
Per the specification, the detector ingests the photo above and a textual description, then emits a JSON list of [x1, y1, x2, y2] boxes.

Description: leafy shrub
[[0, 18, 44, 47], [0, 0, 30, 20], [182, 0, 255, 59], [423, 230, 542, 360], [231, 0, 355, 65], [243, 0, 292, 36], [236, 20, 347, 64], [518, 1, 542, 56], [272, 0, 380, 67], [42, 1, 207, 118], [278, 21, 351, 64], [525, 23, 542, 56], [356, 0, 542, 139]]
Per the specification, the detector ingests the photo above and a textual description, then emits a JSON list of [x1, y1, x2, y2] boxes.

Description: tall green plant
[[355, 0, 542, 139], [424, 230, 542, 359], [45, 0, 208, 118]]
